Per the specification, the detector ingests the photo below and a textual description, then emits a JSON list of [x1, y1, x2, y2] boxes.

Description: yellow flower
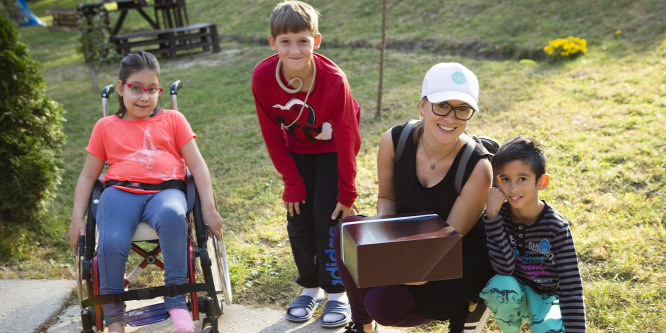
[[615, 30, 622, 35], [544, 36, 587, 59]]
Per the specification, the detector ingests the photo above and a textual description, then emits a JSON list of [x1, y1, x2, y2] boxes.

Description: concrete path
[[0, 279, 74, 333], [1, 279, 406, 333], [49, 302, 406, 332]]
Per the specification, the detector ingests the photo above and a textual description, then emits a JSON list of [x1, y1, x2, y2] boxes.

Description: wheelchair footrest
[[125, 303, 170, 327]]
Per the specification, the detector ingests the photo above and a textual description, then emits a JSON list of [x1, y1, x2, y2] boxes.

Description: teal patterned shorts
[[480, 275, 564, 333]]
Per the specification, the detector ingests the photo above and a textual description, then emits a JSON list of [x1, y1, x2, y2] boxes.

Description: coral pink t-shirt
[[86, 109, 195, 192]]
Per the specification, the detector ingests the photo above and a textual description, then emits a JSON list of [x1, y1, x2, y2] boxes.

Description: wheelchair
[[75, 81, 232, 333]]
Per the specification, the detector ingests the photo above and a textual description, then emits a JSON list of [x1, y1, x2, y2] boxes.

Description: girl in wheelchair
[[68, 50, 223, 333]]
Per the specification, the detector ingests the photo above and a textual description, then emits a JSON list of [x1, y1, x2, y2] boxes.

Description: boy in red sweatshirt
[[251, 1, 361, 328]]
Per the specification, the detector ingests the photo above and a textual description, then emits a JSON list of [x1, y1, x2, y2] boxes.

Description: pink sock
[[168, 308, 195, 333]]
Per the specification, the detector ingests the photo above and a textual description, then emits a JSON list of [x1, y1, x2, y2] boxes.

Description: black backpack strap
[[476, 136, 500, 188], [394, 119, 419, 162], [455, 137, 476, 194]]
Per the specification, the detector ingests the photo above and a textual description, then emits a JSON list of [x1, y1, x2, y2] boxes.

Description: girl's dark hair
[[115, 50, 160, 118], [491, 135, 546, 181]]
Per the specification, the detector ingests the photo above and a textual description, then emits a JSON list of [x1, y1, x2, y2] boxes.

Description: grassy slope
[[4, 0, 666, 331]]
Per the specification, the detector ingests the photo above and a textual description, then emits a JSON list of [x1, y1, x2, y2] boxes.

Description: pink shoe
[[168, 308, 195, 333]]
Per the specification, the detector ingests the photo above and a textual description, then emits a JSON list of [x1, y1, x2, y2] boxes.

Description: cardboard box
[[340, 213, 462, 288]]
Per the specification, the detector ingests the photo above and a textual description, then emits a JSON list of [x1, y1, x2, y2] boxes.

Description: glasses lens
[[455, 107, 474, 120], [147, 87, 162, 96], [128, 84, 144, 95], [432, 103, 451, 116]]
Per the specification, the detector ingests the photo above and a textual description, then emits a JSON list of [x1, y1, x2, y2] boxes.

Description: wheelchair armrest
[[89, 175, 104, 221], [185, 169, 195, 214]]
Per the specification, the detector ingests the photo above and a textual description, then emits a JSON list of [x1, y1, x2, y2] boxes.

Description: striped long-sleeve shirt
[[484, 200, 586, 332]]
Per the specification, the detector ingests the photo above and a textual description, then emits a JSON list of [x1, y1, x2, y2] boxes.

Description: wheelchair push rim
[[76, 252, 84, 309], [207, 234, 233, 307]]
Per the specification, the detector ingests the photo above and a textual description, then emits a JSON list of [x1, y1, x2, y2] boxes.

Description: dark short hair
[[270, 1, 319, 38], [492, 135, 546, 181], [116, 50, 160, 118]]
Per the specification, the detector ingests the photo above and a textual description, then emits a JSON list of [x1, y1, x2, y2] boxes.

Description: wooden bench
[[46, 8, 78, 28], [111, 22, 220, 59]]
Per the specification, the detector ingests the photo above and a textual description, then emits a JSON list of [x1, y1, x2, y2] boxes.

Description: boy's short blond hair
[[270, 1, 320, 38]]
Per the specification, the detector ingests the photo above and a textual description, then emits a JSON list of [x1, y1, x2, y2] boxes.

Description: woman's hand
[[330, 202, 360, 220], [485, 187, 506, 219], [403, 281, 427, 286]]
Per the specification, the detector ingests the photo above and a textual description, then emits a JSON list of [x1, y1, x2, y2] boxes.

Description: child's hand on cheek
[[485, 187, 506, 219]]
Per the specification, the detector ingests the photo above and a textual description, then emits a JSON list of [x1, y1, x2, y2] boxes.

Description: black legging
[[286, 152, 345, 294]]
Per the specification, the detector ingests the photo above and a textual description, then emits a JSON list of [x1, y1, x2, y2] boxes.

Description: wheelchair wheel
[[206, 234, 232, 308], [75, 246, 84, 307], [192, 188, 232, 316]]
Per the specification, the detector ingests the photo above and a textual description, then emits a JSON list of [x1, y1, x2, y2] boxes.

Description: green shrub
[[0, 14, 65, 230]]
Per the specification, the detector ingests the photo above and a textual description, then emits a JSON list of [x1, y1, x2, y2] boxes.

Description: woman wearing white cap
[[334, 63, 494, 333]]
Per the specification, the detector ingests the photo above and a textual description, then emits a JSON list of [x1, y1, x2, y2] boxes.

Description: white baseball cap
[[421, 63, 479, 113]]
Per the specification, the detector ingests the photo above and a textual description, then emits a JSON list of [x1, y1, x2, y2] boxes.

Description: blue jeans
[[96, 187, 189, 324], [480, 275, 564, 333]]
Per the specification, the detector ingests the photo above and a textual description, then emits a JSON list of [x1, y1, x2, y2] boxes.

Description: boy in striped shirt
[[480, 136, 586, 332]]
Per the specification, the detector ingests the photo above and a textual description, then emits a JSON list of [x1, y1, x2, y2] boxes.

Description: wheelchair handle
[[101, 85, 115, 117], [170, 80, 182, 110], [170, 80, 182, 95], [101, 85, 115, 99]]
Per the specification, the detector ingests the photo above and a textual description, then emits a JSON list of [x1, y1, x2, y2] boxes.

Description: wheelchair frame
[[75, 81, 232, 333]]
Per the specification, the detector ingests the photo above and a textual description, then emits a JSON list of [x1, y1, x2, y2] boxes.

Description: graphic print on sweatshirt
[[125, 126, 166, 174], [272, 98, 328, 141], [510, 234, 555, 284]]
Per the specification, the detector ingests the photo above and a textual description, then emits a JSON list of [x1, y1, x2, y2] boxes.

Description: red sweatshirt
[[252, 53, 361, 206]]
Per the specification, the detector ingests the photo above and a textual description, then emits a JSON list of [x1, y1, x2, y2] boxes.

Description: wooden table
[[79, 0, 159, 35]]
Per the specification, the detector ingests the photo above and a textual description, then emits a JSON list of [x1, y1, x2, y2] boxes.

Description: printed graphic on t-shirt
[[160, 166, 178, 181], [272, 98, 327, 141], [125, 127, 166, 173]]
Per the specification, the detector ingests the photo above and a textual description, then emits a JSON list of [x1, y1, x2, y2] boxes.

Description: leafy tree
[[0, 13, 65, 228], [0, 0, 21, 22], [77, 5, 118, 89]]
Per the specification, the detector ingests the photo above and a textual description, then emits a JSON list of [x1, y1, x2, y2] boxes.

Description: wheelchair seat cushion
[[132, 222, 159, 241]]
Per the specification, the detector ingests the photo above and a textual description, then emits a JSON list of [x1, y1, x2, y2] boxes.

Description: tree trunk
[[89, 66, 98, 90], [375, 0, 387, 119]]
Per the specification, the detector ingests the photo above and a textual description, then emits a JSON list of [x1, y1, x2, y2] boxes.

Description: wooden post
[[375, 0, 387, 119]]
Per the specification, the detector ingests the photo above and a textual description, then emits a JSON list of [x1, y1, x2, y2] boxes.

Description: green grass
[[2, 0, 666, 331]]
